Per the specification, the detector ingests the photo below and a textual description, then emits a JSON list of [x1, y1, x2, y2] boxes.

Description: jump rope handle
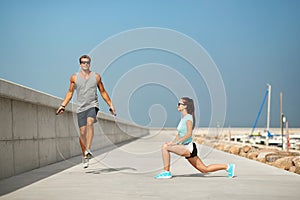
[[109, 108, 117, 116], [56, 107, 65, 115]]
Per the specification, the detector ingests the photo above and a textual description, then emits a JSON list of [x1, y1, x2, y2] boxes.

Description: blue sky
[[0, 0, 299, 128]]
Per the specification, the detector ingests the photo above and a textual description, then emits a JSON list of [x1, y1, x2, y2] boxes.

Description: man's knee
[[79, 127, 87, 136], [86, 118, 95, 127]]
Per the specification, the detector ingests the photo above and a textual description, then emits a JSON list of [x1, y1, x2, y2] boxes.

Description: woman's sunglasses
[[177, 102, 185, 106]]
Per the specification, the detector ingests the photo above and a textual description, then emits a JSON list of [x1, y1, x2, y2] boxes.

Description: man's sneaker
[[154, 171, 172, 179], [82, 157, 89, 169], [85, 149, 93, 159], [227, 164, 235, 178]]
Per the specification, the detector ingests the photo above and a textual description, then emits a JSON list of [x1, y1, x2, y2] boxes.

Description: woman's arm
[[172, 134, 180, 144], [176, 120, 193, 144]]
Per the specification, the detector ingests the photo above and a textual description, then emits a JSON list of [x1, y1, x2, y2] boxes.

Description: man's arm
[[96, 73, 116, 115], [56, 74, 76, 115]]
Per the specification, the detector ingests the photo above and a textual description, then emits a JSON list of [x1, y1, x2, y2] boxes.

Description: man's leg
[[79, 125, 90, 168], [79, 126, 87, 156], [86, 117, 94, 151]]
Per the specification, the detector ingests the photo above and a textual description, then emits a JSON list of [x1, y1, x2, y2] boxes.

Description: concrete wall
[[0, 79, 149, 180]]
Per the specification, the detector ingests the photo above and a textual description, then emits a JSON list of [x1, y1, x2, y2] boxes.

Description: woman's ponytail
[[182, 97, 195, 130]]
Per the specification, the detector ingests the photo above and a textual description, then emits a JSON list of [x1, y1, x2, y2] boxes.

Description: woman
[[154, 97, 235, 179]]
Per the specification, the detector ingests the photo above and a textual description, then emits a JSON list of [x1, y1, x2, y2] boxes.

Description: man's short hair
[[79, 55, 91, 63]]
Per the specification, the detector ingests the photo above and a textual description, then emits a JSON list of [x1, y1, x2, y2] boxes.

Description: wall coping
[[0, 78, 147, 129]]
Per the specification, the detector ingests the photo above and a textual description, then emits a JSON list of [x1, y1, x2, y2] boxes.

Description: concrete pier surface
[[0, 129, 299, 200]]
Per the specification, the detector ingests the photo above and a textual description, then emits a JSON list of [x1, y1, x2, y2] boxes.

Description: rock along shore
[[194, 135, 300, 175]]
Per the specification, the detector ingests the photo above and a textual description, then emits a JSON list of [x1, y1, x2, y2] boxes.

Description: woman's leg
[[161, 143, 191, 171], [187, 156, 227, 173]]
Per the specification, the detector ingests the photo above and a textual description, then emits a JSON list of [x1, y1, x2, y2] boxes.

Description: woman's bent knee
[[162, 143, 170, 151]]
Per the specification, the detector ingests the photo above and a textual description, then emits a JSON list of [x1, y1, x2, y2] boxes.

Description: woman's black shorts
[[185, 142, 198, 159]]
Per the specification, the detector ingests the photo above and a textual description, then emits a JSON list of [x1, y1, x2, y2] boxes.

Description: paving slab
[[0, 129, 299, 200]]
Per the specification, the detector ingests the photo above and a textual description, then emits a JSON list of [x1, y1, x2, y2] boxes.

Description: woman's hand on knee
[[166, 141, 177, 146], [162, 142, 173, 149]]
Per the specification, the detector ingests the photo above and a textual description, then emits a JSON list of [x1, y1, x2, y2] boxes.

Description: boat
[[289, 134, 300, 150], [268, 133, 286, 146], [249, 84, 273, 145]]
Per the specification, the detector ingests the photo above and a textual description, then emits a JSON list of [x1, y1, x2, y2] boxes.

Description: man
[[56, 55, 116, 168]]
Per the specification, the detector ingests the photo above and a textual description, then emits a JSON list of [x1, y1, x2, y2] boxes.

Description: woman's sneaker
[[154, 171, 172, 179], [227, 164, 235, 178]]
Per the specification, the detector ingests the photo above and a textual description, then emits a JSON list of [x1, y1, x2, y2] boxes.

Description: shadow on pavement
[[85, 167, 137, 174], [172, 173, 229, 178], [0, 141, 134, 196]]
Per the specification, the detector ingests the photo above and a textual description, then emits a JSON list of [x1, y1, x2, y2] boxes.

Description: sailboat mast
[[267, 84, 271, 131]]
